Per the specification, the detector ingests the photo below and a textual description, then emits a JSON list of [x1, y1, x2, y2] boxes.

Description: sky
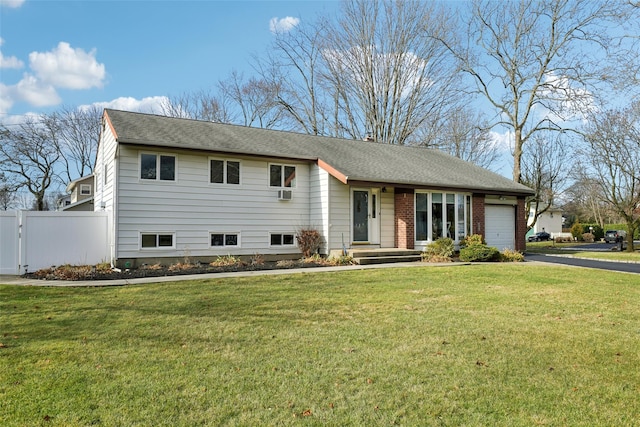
[[0, 0, 341, 122]]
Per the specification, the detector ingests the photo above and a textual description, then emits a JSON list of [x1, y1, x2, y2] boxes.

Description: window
[[210, 159, 240, 184], [269, 164, 296, 188], [211, 233, 239, 247], [140, 153, 176, 181], [80, 184, 91, 195], [270, 233, 295, 246], [415, 192, 472, 243], [141, 233, 174, 249]]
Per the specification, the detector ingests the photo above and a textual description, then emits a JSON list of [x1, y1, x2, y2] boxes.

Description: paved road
[[525, 253, 640, 274]]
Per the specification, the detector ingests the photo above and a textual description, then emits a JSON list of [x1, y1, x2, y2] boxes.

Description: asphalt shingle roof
[[105, 109, 534, 195]]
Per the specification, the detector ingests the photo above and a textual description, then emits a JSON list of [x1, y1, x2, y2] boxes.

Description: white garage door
[[485, 205, 515, 250]]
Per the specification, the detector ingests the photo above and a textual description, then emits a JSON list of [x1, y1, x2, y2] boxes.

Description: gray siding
[[116, 146, 311, 259]]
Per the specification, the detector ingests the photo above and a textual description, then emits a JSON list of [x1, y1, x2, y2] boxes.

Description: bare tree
[[564, 178, 616, 227], [261, 19, 330, 135], [321, 0, 459, 145], [217, 71, 284, 129], [441, 0, 638, 183], [425, 107, 500, 169], [56, 105, 102, 183], [521, 132, 569, 230], [582, 104, 640, 252], [160, 89, 235, 123], [0, 172, 18, 210], [0, 116, 62, 211], [260, 0, 459, 144]]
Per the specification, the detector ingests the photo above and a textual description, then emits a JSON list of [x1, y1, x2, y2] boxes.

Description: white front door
[[352, 188, 380, 244]]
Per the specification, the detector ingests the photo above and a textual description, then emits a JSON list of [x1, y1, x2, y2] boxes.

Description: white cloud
[[0, 51, 24, 69], [269, 16, 300, 33], [29, 42, 106, 90], [88, 96, 168, 114], [0, 0, 25, 8], [15, 73, 61, 107], [0, 38, 25, 69], [0, 83, 15, 115]]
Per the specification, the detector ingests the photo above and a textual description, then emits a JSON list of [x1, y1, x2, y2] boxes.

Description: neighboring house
[[94, 109, 534, 268], [61, 174, 95, 211], [527, 205, 563, 238]]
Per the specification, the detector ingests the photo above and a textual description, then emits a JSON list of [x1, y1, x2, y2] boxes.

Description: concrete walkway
[[0, 261, 468, 287]]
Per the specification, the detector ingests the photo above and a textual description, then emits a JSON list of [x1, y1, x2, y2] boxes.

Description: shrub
[[296, 228, 323, 257], [500, 249, 525, 262], [422, 238, 454, 262], [210, 255, 244, 267], [582, 232, 595, 243], [571, 222, 583, 240], [459, 245, 500, 262], [327, 255, 355, 266], [250, 253, 265, 266], [461, 234, 485, 248]]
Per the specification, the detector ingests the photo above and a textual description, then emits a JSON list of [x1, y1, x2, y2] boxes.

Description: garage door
[[485, 205, 515, 250]]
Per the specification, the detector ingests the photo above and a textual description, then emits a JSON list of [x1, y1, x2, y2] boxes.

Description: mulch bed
[[23, 261, 331, 282]]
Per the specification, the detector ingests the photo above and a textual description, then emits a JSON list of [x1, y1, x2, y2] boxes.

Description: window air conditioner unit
[[278, 190, 292, 201]]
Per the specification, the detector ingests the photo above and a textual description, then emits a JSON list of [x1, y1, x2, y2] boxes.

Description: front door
[[352, 189, 380, 244]]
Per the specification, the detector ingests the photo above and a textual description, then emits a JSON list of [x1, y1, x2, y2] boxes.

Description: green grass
[[569, 251, 640, 262], [526, 241, 639, 261], [1, 265, 640, 426]]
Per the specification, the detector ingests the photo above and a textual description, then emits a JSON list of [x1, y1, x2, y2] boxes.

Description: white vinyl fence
[[0, 211, 111, 275]]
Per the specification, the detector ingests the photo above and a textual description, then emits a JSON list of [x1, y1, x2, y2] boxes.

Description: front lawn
[[1, 265, 639, 426]]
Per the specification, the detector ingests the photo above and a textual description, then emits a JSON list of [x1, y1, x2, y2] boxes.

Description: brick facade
[[471, 194, 486, 239], [515, 197, 527, 252], [392, 191, 525, 252], [394, 188, 415, 249]]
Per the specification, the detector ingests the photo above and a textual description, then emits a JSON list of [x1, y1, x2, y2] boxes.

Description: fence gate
[[0, 211, 20, 275], [0, 211, 111, 275]]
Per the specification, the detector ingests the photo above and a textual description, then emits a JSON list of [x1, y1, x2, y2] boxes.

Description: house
[[527, 205, 563, 238], [61, 174, 95, 211], [94, 109, 534, 268]]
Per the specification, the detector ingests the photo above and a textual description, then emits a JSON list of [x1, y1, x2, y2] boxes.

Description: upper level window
[[80, 184, 91, 195], [141, 153, 175, 181], [210, 159, 240, 185], [269, 164, 296, 188]]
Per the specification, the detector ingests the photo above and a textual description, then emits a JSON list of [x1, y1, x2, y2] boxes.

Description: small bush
[[500, 249, 525, 262], [327, 255, 356, 266], [302, 254, 324, 264], [555, 236, 573, 243], [210, 255, 245, 267], [296, 228, 323, 257], [459, 245, 500, 262], [168, 262, 195, 272], [276, 259, 297, 268], [582, 232, 595, 243], [250, 253, 265, 266], [461, 234, 485, 248], [422, 238, 454, 262], [571, 222, 583, 240]]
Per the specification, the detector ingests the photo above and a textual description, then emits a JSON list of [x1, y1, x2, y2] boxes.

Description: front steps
[[348, 249, 423, 265]]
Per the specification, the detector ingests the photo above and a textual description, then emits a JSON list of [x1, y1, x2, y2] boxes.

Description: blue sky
[[0, 0, 340, 121]]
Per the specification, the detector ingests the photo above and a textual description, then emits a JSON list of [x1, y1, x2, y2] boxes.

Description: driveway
[[526, 240, 640, 275]]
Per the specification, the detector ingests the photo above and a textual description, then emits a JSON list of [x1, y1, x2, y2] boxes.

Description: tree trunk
[[512, 127, 523, 184]]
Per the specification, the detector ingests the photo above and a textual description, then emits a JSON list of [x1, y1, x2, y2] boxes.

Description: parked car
[[604, 230, 626, 243], [528, 231, 551, 242]]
